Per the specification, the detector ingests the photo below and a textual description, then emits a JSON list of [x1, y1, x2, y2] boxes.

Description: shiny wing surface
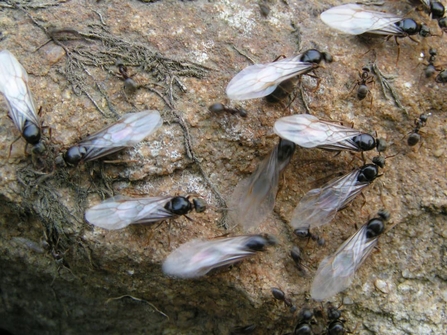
[[290, 169, 368, 231], [0, 50, 39, 132], [421, 0, 431, 8], [85, 196, 173, 230], [79, 110, 162, 162], [162, 236, 257, 278], [226, 55, 314, 100], [228, 144, 282, 231], [320, 4, 402, 35], [311, 224, 379, 301], [274, 114, 362, 150]]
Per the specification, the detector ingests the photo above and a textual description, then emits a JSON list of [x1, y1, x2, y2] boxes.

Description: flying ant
[[226, 49, 332, 101]]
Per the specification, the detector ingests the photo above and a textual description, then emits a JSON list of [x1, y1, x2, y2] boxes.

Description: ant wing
[[78, 110, 162, 162], [311, 224, 379, 301], [320, 3, 402, 35], [226, 55, 314, 100], [0, 50, 40, 133], [290, 168, 368, 232], [229, 141, 294, 231], [274, 114, 364, 151], [162, 236, 261, 278], [85, 195, 173, 230]]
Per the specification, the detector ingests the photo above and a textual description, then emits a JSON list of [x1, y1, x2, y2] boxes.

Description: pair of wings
[[228, 140, 295, 231], [74, 110, 163, 162], [274, 114, 369, 151], [226, 54, 315, 100], [85, 196, 181, 230], [290, 167, 372, 232], [0, 50, 40, 134], [162, 235, 269, 279], [311, 223, 381, 301], [320, 3, 404, 35]]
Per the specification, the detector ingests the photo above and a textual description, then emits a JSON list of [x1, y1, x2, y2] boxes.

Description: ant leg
[[8, 136, 22, 159]]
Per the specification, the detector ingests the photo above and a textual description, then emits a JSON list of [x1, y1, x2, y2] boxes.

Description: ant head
[[419, 24, 432, 37], [419, 113, 431, 124], [376, 138, 388, 153], [361, 66, 371, 74], [371, 155, 385, 169], [322, 51, 333, 63]]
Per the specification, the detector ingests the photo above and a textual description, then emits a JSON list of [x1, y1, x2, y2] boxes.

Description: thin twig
[[171, 110, 228, 227], [92, 9, 107, 26], [371, 62, 406, 112], [105, 295, 169, 319], [299, 81, 311, 114], [232, 44, 256, 64]]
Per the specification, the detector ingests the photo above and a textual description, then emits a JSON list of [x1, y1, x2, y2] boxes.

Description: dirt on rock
[[0, 0, 446, 334]]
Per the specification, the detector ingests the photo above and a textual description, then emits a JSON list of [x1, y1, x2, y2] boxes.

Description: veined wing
[[274, 114, 363, 150], [229, 145, 282, 231], [420, 0, 431, 9], [226, 55, 314, 100], [311, 224, 379, 301], [368, 22, 405, 36], [80, 110, 162, 162], [162, 236, 260, 278], [0, 50, 39, 132], [290, 168, 368, 231], [320, 4, 402, 35], [85, 195, 173, 230]]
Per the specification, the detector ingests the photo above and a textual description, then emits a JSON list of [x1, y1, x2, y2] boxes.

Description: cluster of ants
[[231, 301, 347, 335]]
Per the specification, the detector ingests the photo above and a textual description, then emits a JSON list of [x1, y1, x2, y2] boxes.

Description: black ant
[[407, 113, 431, 146], [290, 246, 308, 277], [294, 228, 325, 246], [348, 66, 374, 106], [423, 48, 442, 78], [116, 60, 139, 94], [271, 288, 296, 312], [325, 303, 347, 335], [208, 103, 247, 117]]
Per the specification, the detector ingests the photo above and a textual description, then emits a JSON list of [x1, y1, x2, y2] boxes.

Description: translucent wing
[[229, 146, 281, 230], [79, 110, 162, 162], [420, 0, 431, 9], [0, 50, 40, 133], [162, 236, 263, 278], [290, 169, 368, 232], [226, 55, 314, 100], [85, 195, 174, 230], [311, 224, 379, 301], [274, 114, 364, 151], [320, 3, 402, 35]]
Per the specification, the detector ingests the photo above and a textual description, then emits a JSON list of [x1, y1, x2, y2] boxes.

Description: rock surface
[[0, 0, 446, 334]]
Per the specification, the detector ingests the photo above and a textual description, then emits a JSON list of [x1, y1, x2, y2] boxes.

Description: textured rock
[[0, 0, 446, 334]]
